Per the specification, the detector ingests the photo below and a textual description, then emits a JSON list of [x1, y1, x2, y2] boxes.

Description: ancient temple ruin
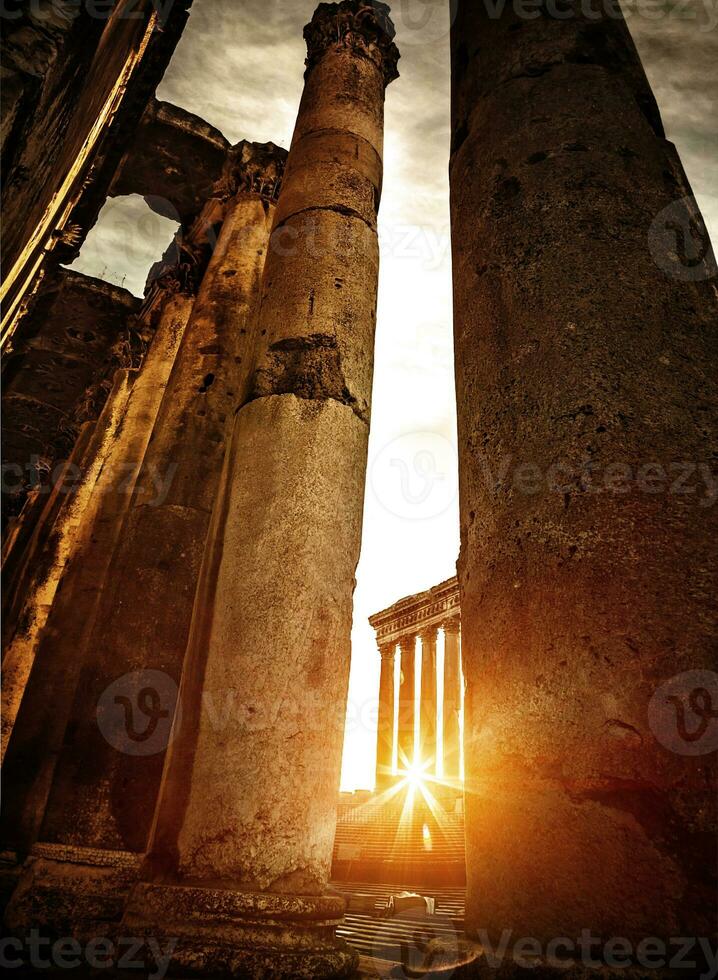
[[332, 579, 466, 896], [369, 577, 463, 787], [1, 1, 716, 977]]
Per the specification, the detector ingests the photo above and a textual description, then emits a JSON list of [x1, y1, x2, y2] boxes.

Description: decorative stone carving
[[379, 640, 397, 661], [148, 234, 210, 298], [213, 140, 287, 204], [370, 576, 460, 645], [304, 1, 400, 85]]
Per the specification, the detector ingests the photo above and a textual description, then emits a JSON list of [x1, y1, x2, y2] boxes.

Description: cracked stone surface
[[450, 1, 718, 945]]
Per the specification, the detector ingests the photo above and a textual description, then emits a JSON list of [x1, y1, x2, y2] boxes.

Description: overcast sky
[[73, 0, 717, 790]]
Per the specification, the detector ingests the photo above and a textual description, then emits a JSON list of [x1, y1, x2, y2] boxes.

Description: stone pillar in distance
[[4, 144, 285, 937], [122, 4, 399, 977], [451, 0, 717, 949], [397, 634, 416, 773], [418, 627, 437, 774], [375, 641, 396, 789], [441, 618, 461, 783]]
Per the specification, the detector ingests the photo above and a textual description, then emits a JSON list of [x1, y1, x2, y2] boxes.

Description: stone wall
[[1, 269, 141, 531], [1, 0, 191, 348]]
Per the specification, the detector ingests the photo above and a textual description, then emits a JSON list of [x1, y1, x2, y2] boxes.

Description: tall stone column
[[0, 288, 192, 858], [122, 5, 399, 977], [0, 418, 101, 761], [397, 634, 416, 771], [418, 627, 437, 774], [4, 145, 284, 936], [451, 0, 717, 950], [441, 619, 461, 783], [375, 641, 396, 789]]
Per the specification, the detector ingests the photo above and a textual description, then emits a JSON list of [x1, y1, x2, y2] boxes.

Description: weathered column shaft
[[451, 0, 717, 947], [4, 149, 282, 936], [0, 290, 192, 856], [39, 181, 276, 854], [441, 620, 461, 782], [397, 635, 417, 771], [375, 642, 396, 787], [122, 5, 399, 977], [419, 628, 437, 773]]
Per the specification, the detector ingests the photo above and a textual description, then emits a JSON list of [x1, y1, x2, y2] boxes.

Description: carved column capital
[[304, 1, 400, 86], [148, 232, 210, 299], [378, 640, 396, 662], [213, 140, 288, 205], [443, 617, 461, 636]]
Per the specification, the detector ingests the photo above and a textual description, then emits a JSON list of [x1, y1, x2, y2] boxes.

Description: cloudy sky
[[73, 0, 717, 790]]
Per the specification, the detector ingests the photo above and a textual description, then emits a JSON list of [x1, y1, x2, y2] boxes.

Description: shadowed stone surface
[[0, 379, 132, 766], [1, 0, 191, 343], [0, 290, 192, 857], [110, 98, 230, 224], [450, 0, 718, 950], [1, 269, 141, 532]]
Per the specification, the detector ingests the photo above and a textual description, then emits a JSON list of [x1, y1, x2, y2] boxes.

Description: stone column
[[0, 419, 100, 760], [122, 5, 399, 977], [441, 619, 461, 783], [4, 145, 284, 936], [418, 627, 437, 774], [1, 421, 96, 656], [451, 1, 718, 950], [374, 641, 396, 789], [0, 288, 192, 858], [397, 634, 416, 772]]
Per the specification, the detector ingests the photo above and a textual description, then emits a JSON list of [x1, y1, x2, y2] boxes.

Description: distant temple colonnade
[[369, 576, 463, 790]]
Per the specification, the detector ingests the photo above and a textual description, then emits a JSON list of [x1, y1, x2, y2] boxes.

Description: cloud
[[626, 2, 718, 235]]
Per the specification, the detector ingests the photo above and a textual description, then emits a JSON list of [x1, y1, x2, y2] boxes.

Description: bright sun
[[402, 764, 429, 789]]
